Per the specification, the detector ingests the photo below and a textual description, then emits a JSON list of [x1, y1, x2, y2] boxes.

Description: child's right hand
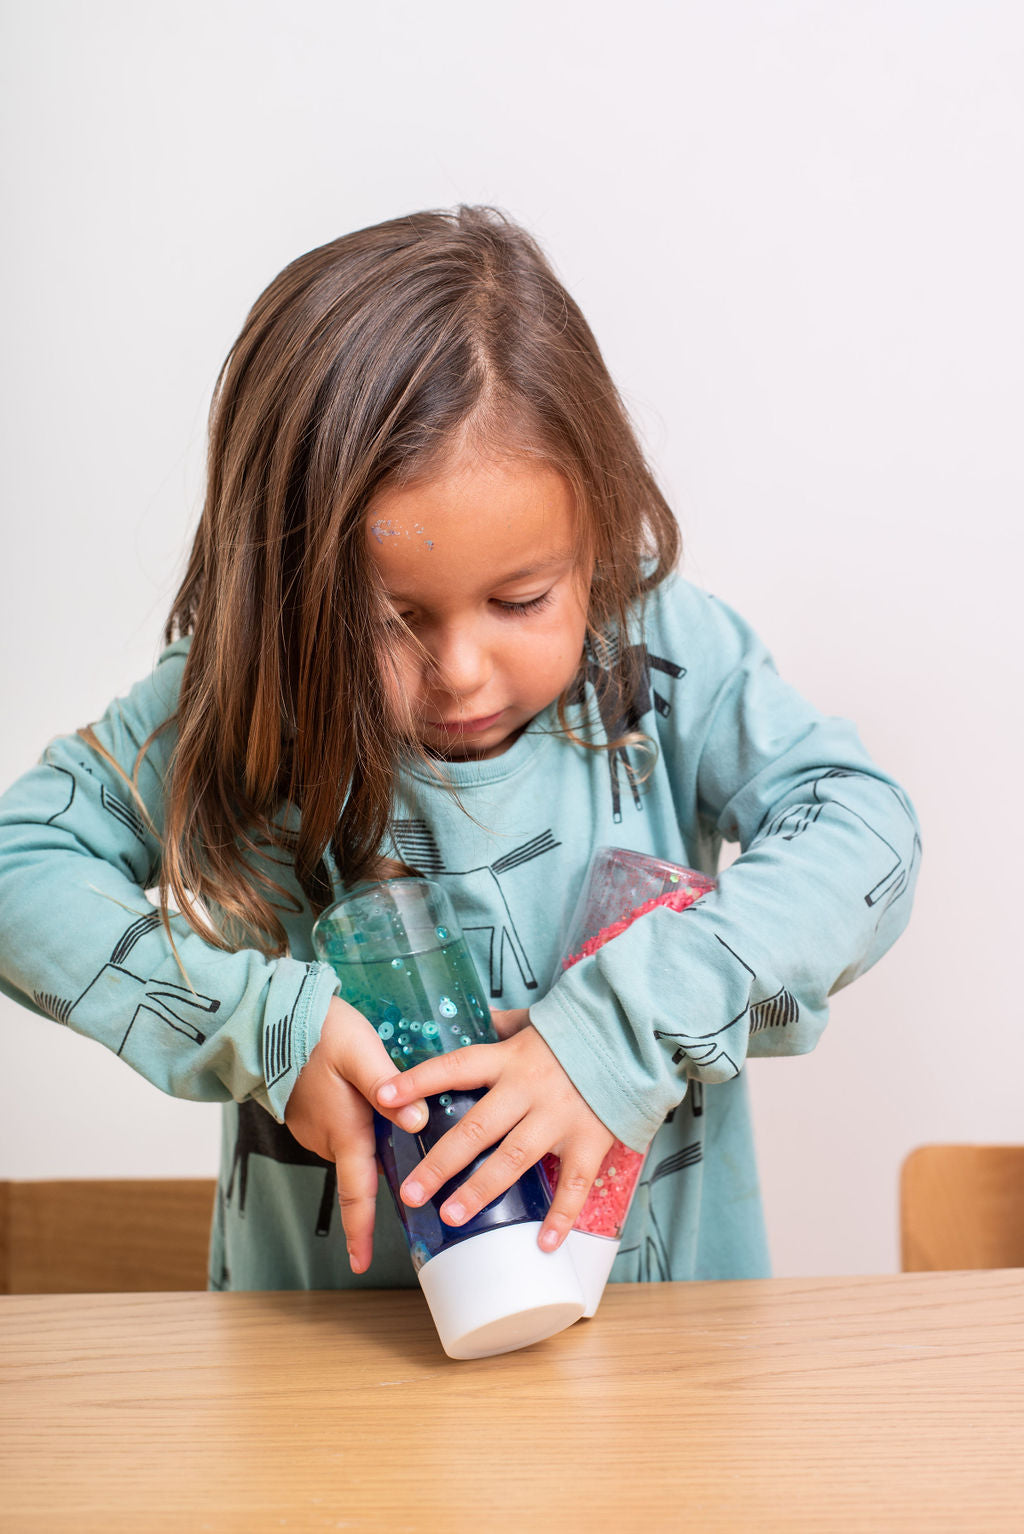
[[284, 996, 428, 1275]]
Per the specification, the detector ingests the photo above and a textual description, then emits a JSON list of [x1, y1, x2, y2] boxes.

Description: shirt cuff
[[259, 959, 340, 1123], [528, 979, 676, 1153]]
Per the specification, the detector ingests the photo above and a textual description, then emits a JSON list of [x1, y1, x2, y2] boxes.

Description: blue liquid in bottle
[[312, 882, 553, 1271]]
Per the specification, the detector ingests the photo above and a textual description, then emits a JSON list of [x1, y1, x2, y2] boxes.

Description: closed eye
[[493, 591, 555, 617]]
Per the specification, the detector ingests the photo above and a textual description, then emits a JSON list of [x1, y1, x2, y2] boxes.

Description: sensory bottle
[[312, 877, 585, 1359], [542, 847, 716, 1316]]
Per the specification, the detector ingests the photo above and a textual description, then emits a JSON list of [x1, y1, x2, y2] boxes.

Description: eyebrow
[[489, 552, 577, 583], [382, 551, 577, 603]]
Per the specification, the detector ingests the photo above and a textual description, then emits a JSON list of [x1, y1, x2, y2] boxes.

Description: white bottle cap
[[564, 1229, 620, 1318], [417, 1222, 586, 1360]]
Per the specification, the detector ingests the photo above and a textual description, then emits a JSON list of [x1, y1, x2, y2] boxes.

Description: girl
[[0, 206, 920, 1291]]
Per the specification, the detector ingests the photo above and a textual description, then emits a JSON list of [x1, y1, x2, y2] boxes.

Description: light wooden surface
[[0, 1179, 216, 1293], [900, 1144, 1024, 1271], [2, 1272, 1023, 1533]]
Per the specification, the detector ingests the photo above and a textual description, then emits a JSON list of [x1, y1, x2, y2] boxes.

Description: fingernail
[[377, 1083, 398, 1104], [402, 1180, 424, 1206], [398, 1104, 427, 1132], [441, 1201, 466, 1225], [347, 1246, 365, 1274], [539, 1228, 560, 1251]]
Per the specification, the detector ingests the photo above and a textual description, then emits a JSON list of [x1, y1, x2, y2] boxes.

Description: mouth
[[425, 710, 506, 737]]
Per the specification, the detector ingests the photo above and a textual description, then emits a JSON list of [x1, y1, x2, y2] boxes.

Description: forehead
[[365, 452, 578, 598]]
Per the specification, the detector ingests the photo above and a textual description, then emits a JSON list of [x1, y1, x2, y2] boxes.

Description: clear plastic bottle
[[312, 877, 584, 1358]]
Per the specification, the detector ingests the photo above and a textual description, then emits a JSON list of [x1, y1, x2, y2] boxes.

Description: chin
[[429, 722, 525, 761]]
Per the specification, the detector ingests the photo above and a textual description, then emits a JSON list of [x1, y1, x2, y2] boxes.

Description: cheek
[[526, 609, 587, 690], [378, 642, 422, 719]]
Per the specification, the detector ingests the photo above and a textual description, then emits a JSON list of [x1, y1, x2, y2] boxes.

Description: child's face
[[365, 446, 591, 760]]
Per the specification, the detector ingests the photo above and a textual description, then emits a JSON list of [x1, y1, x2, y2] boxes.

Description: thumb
[[325, 998, 429, 1133]]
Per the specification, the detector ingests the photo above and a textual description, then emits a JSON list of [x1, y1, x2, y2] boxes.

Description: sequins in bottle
[[311, 878, 530, 1217]]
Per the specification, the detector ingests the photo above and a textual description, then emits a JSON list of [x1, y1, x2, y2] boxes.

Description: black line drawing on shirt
[[211, 1184, 230, 1289], [662, 1080, 706, 1125], [49, 911, 221, 1055], [111, 912, 161, 965], [45, 759, 147, 842], [565, 639, 685, 821], [44, 763, 76, 823], [757, 770, 922, 913], [653, 935, 798, 1076], [100, 784, 146, 843], [390, 820, 561, 997], [226, 1099, 336, 1238], [618, 1137, 704, 1282], [262, 967, 317, 1090], [43, 759, 153, 882], [33, 990, 73, 1024]]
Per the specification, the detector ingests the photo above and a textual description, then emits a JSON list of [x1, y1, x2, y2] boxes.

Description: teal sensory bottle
[[312, 877, 584, 1358]]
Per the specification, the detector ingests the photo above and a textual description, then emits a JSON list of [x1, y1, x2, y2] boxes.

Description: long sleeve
[[0, 642, 339, 1121], [528, 579, 922, 1152]]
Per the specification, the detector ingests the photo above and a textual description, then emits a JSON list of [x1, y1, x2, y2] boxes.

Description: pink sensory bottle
[[542, 847, 716, 1316]]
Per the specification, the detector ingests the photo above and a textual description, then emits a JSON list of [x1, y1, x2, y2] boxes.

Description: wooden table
[[2, 1271, 1022, 1532]]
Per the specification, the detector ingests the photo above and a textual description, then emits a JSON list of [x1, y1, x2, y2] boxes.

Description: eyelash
[[494, 591, 554, 617], [386, 590, 555, 628]]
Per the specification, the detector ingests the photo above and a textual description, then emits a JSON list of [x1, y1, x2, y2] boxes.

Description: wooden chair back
[[900, 1145, 1024, 1271], [0, 1178, 217, 1294]]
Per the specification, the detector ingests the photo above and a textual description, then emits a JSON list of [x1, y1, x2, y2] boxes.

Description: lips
[[427, 710, 505, 736]]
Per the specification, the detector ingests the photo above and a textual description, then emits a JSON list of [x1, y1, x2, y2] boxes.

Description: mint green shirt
[[0, 574, 920, 1288]]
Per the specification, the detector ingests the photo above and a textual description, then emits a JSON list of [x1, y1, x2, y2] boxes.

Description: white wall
[[1, 1, 1021, 1276]]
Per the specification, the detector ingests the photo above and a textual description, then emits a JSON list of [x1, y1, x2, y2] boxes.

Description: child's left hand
[[375, 1018, 614, 1252]]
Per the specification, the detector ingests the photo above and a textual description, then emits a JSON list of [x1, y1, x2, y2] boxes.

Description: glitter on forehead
[[370, 516, 434, 550]]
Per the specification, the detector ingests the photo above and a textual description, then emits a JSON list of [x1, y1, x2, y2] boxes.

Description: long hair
[[153, 206, 680, 952]]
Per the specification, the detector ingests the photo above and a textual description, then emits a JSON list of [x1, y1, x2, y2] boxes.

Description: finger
[[375, 1041, 503, 1112], [433, 1122, 547, 1228], [333, 1021, 430, 1134], [537, 1141, 612, 1251], [331, 1092, 382, 1274], [398, 1088, 523, 1209]]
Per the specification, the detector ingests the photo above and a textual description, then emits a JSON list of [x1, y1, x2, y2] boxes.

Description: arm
[[379, 580, 921, 1229], [527, 582, 923, 1150], [0, 646, 337, 1114], [0, 645, 425, 1267]]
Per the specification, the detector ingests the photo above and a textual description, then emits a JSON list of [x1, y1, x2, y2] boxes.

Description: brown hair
[[155, 205, 680, 953]]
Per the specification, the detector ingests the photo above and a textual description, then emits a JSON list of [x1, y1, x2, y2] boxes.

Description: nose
[[426, 621, 493, 703]]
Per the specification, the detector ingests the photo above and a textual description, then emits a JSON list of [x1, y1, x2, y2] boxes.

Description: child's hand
[[375, 1023, 614, 1252], [284, 996, 428, 1275], [490, 1006, 532, 1039]]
